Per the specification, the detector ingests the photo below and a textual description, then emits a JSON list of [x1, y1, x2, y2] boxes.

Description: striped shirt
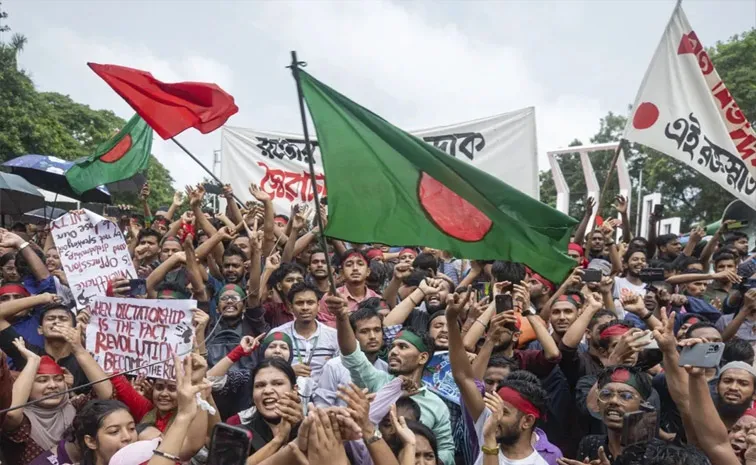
[[269, 320, 340, 384]]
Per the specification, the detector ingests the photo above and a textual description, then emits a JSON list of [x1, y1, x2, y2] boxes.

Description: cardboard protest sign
[[51, 209, 137, 310], [87, 296, 196, 379]]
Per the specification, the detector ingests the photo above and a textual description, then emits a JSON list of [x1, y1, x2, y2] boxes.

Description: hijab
[[25, 356, 76, 451]]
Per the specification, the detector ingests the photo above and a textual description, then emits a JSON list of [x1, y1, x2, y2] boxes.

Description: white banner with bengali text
[[221, 108, 538, 213], [51, 209, 137, 310], [623, 3, 756, 208], [87, 296, 196, 378]]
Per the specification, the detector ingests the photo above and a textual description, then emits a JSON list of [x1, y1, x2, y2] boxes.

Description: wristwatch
[[364, 429, 382, 445], [521, 308, 535, 317]]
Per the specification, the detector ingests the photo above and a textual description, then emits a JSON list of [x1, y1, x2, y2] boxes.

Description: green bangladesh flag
[[66, 114, 153, 194], [298, 70, 579, 283]]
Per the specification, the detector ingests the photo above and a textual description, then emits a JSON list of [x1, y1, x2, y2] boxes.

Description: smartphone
[[472, 282, 487, 300], [635, 332, 659, 350], [128, 279, 147, 297], [495, 294, 513, 314], [678, 342, 725, 368], [207, 424, 253, 465], [621, 406, 658, 446], [583, 269, 602, 283], [653, 204, 664, 217], [639, 268, 665, 283]]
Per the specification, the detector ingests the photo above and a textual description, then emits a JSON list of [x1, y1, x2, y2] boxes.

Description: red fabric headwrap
[[365, 249, 383, 261], [399, 248, 417, 257], [0, 284, 30, 297], [568, 243, 585, 256], [531, 273, 555, 293], [344, 251, 366, 264], [600, 324, 631, 340], [37, 355, 64, 375], [497, 386, 541, 419]]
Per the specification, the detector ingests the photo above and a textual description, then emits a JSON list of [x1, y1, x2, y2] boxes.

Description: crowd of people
[[0, 184, 755, 465]]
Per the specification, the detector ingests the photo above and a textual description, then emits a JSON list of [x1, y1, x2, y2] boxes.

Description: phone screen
[[128, 279, 147, 297], [495, 294, 513, 314], [583, 269, 602, 282], [208, 424, 252, 465], [621, 408, 658, 446]]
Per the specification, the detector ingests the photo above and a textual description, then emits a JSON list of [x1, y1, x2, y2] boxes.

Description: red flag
[[88, 63, 238, 139]]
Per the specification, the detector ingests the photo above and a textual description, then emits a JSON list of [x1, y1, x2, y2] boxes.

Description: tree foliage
[[0, 5, 175, 210], [539, 29, 756, 230]]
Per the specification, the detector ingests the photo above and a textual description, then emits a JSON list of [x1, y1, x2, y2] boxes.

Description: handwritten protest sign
[[51, 209, 137, 310], [421, 351, 460, 405], [87, 296, 196, 378]]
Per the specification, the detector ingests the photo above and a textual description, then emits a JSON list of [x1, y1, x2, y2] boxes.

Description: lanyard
[[291, 331, 319, 365]]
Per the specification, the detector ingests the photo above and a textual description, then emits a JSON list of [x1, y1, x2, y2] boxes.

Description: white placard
[[51, 209, 137, 310], [87, 296, 196, 378]]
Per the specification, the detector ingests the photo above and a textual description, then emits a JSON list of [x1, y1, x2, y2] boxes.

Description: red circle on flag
[[632, 102, 659, 130], [100, 134, 133, 163], [418, 172, 492, 242]]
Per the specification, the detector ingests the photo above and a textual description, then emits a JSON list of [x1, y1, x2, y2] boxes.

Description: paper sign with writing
[[86, 296, 196, 379], [623, 3, 756, 208], [50, 209, 137, 310], [221, 108, 538, 213], [421, 351, 460, 405]]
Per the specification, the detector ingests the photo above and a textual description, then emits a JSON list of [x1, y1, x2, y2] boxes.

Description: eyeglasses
[[598, 388, 638, 403], [220, 295, 242, 303]]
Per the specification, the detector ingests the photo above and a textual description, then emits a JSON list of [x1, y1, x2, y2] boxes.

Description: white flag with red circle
[[623, 2, 756, 208]]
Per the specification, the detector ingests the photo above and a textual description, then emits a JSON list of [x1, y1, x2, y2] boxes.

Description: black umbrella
[[21, 206, 67, 224], [0, 172, 45, 216], [3, 154, 112, 203]]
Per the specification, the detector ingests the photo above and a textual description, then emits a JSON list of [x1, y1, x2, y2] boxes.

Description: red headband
[[37, 355, 64, 376], [497, 386, 541, 419], [344, 251, 366, 263], [531, 273, 555, 293], [685, 317, 700, 325], [600, 324, 631, 340], [365, 249, 383, 261], [400, 248, 417, 257], [0, 284, 30, 297], [568, 243, 585, 256], [557, 294, 582, 307]]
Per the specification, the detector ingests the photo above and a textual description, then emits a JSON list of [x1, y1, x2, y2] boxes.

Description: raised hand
[[689, 226, 706, 242], [249, 183, 271, 202], [0, 229, 24, 249], [445, 287, 472, 320], [652, 309, 677, 354], [324, 294, 349, 320], [139, 183, 150, 201], [613, 195, 628, 214], [192, 309, 209, 330], [337, 383, 373, 436], [291, 204, 311, 230], [713, 269, 741, 284], [492, 280, 512, 297], [240, 333, 266, 353], [58, 325, 84, 352], [583, 196, 596, 218], [418, 278, 441, 296], [512, 281, 531, 310], [12, 337, 39, 361], [173, 355, 211, 419], [607, 328, 650, 365], [305, 407, 349, 465], [293, 363, 312, 378], [265, 252, 282, 271], [620, 292, 645, 315], [172, 190, 184, 207], [389, 404, 416, 446], [482, 392, 504, 443], [393, 262, 413, 282]]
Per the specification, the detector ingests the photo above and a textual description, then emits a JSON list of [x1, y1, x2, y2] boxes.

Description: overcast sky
[[4, 0, 755, 191]]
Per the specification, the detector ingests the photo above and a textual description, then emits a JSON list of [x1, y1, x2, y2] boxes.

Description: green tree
[[0, 5, 175, 211], [540, 30, 756, 231]]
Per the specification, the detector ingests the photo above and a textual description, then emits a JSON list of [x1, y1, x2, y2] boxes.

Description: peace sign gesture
[[173, 355, 211, 421]]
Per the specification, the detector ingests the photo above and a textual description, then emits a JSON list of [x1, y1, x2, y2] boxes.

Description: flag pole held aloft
[[289, 50, 337, 295]]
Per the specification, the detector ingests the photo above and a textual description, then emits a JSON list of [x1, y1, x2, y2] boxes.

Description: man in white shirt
[[313, 305, 387, 407], [269, 282, 339, 385]]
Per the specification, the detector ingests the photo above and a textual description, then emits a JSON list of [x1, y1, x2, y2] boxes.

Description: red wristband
[[227, 344, 251, 363]]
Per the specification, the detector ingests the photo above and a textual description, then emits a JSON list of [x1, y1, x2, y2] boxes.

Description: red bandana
[[497, 386, 541, 419], [37, 355, 64, 375], [600, 324, 631, 340], [0, 283, 29, 297], [531, 273, 555, 293], [610, 368, 632, 383], [399, 248, 417, 258]]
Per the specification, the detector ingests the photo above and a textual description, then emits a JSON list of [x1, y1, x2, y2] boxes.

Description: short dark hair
[[402, 269, 429, 287], [405, 420, 438, 459], [358, 297, 384, 310], [14, 246, 45, 280], [724, 231, 749, 244], [672, 255, 700, 272], [686, 321, 719, 339], [223, 245, 247, 262], [713, 249, 738, 266], [412, 253, 438, 275], [308, 247, 327, 264], [588, 309, 618, 330], [39, 302, 76, 326], [395, 397, 421, 421], [623, 247, 647, 264], [349, 306, 382, 331], [614, 440, 710, 465], [487, 356, 519, 372], [286, 281, 320, 303], [0, 252, 16, 267], [497, 370, 548, 420], [137, 228, 161, 244], [268, 263, 306, 295], [491, 261, 526, 284], [722, 338, 755, 366], [656, 234, 679, 248]]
